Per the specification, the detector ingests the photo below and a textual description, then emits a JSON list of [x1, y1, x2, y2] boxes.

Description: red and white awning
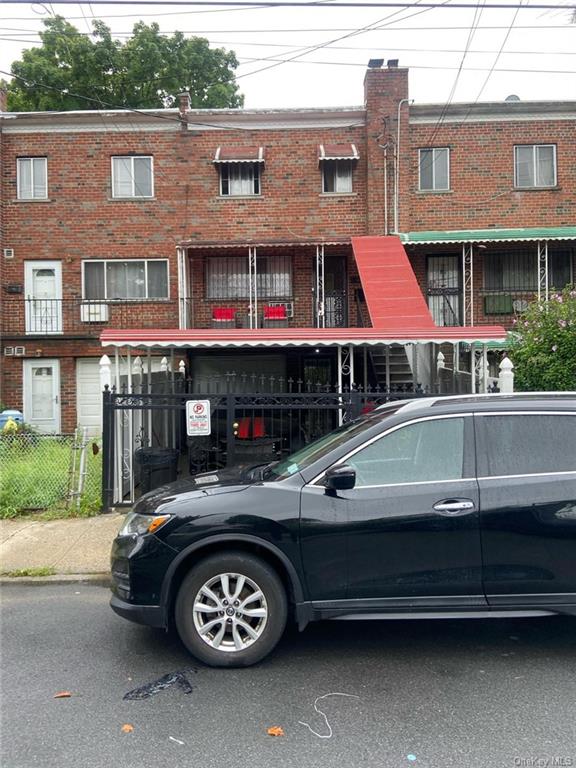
[[213, 146, 265, 163], [318, 143, 359, 162], [100, 326, 508, 349]]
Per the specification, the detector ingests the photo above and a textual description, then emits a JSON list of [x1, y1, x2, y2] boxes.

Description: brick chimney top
[[178, 92, 190, 116], [364, 62, 409, 106], [0, 87, 7, 113]]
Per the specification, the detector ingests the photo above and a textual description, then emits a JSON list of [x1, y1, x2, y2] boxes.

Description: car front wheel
[[174, 552, 288, 667]]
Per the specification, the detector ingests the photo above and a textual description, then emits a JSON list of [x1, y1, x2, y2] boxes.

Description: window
[[83, 260, 168, 300], [346, 417, 465, 487], [322, 160, 353, 194], [514, 145, 556, 188], [111, 156, 154, 198], [206, 255, 291, 299], [17, 157, 48, 199], [419, 148, 450, 191], [480, 415, 576, 477], [484, 250, 572, 292], [220, 164, 260, 196]]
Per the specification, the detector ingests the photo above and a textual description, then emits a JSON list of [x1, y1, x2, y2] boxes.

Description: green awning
[[400, 227, 576, 245]]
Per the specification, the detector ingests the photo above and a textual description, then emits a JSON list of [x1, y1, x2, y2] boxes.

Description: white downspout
[[394, 98, 413, 234]]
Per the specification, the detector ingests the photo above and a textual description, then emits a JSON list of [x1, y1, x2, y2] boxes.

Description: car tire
[[174, 551, 288, 667]]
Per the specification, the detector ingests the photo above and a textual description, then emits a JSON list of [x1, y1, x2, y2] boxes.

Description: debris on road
[[266, 726, 285, 737]]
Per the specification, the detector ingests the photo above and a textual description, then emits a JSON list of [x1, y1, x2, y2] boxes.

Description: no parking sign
[[186, 400, 211, 436]]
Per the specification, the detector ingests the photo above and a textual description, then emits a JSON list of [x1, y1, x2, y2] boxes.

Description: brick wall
[[407, 118, 576, 231]]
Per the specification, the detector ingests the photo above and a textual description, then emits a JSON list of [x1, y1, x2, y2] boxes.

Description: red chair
[[263, 305, 288, 328], [211, 307, 236, 328], [237, 416, 266, 439]]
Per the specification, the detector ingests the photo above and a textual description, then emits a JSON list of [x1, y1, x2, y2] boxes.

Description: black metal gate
[[102, 377, 426, 510]]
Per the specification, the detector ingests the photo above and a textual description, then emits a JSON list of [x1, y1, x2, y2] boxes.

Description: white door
[[76, 359, 103, 435], [24, 261, 63, 333], [23, 360, 61, 433]]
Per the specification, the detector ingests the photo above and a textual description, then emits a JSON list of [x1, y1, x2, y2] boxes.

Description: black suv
[[111, 393, 576, 667]]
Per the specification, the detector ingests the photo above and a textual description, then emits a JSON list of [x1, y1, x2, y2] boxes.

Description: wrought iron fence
[[0, 430, 102, 516], [102, 377, 428, 509]]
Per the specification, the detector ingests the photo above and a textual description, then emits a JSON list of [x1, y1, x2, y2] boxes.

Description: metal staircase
[[369, 344, 414, 390]]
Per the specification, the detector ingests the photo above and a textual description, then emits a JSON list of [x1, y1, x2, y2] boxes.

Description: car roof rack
[[390, 391, 576, 414]]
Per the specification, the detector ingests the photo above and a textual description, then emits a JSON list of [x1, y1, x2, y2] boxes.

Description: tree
[[509, 286, 576, 391], [6, 17, 243, 112]]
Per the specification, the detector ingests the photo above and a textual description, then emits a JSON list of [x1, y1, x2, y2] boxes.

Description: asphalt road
[[1, 584, 575, 768]]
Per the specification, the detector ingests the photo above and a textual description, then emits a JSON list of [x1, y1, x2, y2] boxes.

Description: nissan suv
[[111, 393, 576, 667]]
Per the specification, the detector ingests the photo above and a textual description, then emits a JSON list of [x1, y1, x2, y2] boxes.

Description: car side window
[[480, 414, 576, 476], [346, 417, 466, 487]]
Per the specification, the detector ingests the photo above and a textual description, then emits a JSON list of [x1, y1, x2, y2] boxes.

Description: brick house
[[1, 63, 574, 435]]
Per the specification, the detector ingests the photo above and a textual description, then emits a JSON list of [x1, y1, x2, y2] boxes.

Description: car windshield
[[263, 404, 402, 481]]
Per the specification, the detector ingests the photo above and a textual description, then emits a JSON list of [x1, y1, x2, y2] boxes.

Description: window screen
[[481, 415, 576, 476], [347, 417, 466, 486]]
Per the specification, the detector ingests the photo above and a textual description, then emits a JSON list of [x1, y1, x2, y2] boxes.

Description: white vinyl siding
[[111, 156, 154, 198], [83, 260, 169, 300], [322, 160, 353, 193], [514, 145, 556, 188], [419, 148, 450, 191], [17, 157, 48, 199]]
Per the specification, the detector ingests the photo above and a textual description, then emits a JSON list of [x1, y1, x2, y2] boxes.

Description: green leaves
[[6, 16, 243, 112], [510, 286, 576, 391]]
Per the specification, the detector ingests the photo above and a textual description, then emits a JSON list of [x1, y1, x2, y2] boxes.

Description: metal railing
[[1, 298, 184, 337]]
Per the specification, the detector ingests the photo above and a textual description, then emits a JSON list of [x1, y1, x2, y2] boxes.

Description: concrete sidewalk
[[0, 513, 125, 583]]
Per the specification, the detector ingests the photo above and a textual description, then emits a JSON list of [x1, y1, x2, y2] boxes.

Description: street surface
[[1, 584, 575, 768]]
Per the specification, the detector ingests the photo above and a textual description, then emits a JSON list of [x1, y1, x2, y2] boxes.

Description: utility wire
[[0, 0, 574, 9]]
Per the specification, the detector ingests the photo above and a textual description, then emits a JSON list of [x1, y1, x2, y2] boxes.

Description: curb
[[0, 573, 111, 587]]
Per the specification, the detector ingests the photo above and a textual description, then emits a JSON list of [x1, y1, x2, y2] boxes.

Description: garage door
[[76, 358, 103, 435]]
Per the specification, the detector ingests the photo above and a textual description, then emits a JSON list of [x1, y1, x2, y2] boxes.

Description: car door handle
[[433, 499, 475, 516]]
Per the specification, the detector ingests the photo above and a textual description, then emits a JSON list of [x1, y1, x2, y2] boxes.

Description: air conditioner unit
[[4, 347, 15, 356], [3, 248, 14, 260], [14, 346, 25, 356], [80, 302, 109, 323]]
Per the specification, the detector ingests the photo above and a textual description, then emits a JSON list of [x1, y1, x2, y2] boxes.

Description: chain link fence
[[0, 430, 102, 518]]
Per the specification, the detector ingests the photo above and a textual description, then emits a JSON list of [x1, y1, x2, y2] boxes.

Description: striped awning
[[400, 226, 576, 245], [213, 146, 265, 163], [318, 143, 360, 162]]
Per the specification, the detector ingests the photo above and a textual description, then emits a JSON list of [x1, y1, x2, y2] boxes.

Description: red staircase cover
[[351, 236, 435, 329]]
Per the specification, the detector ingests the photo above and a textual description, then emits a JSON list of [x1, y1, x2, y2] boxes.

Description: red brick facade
[[1, 65, 574, 430]]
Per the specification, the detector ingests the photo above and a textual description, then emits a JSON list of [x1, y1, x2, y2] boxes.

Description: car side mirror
[[324, 464, 356, 491]]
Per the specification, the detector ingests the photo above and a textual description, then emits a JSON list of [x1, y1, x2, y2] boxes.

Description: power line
[[3, 33, 574, 54], [0, 0, 574, 9], [1, 22, 571, 31]]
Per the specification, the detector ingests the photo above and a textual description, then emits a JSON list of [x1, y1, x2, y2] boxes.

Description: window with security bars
[[206, 255, 291, 299], [484, 250, 572, 292], [220, 163, 260, 196], [419, 148, 450, 191], [427, 255, 460, 326], [514, 145, 556, 188]]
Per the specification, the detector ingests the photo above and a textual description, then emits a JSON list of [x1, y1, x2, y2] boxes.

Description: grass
[[2, 566, 57, 578], [0, 436, 102, 518]]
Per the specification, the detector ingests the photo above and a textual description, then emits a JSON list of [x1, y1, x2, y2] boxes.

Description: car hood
[[133, 466, 262, 514]]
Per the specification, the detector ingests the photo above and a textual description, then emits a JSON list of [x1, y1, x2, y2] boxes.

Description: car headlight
[[118, 512, 172, 537]]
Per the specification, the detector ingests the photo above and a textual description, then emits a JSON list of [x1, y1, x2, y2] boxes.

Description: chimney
[[363, 60, 409, 234], [0, 87, 7, 113], [178, 92, 190, 117]]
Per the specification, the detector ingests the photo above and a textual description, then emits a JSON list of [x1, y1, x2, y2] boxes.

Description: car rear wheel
[[175, 552, 288, 667]]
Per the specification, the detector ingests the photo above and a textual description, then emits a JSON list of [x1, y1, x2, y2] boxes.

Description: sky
[[0, 1, 575, 109]]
